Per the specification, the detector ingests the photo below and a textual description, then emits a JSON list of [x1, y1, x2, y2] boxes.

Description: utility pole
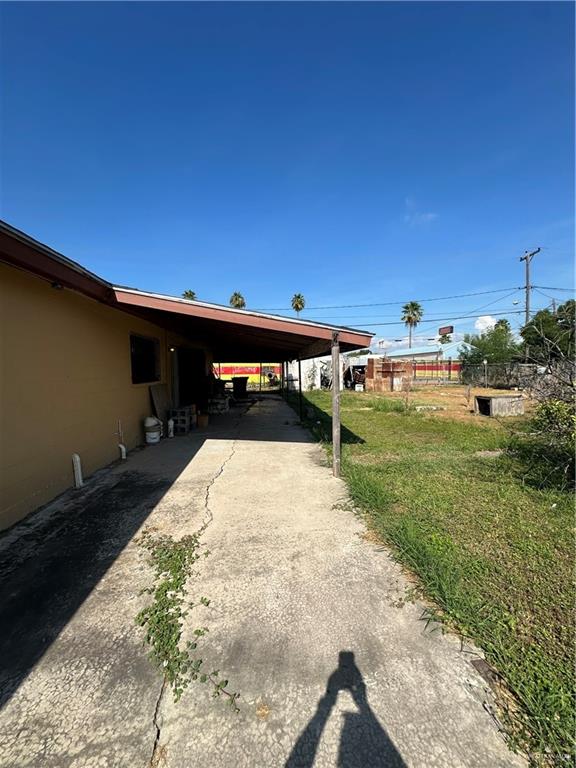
[[519, 247, 541, 326], [520, 247, 540, 363]]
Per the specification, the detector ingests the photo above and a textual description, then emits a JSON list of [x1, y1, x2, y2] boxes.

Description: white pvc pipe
[[72, 453, 83, 488], [117, 419, 127, 460]]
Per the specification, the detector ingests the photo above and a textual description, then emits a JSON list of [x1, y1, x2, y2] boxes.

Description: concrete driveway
[[0, 396, 524, 768]]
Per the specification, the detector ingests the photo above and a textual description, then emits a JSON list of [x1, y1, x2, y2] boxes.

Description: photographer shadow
[[285, 651, 406, 768]]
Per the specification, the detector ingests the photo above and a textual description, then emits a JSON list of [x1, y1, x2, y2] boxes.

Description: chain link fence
[[461, 362, 541, 389]]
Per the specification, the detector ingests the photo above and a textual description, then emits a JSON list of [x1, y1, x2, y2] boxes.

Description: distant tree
[[461, 319, 520, 365], [521, 300, 575, 362], [291, 293, 306, 316], [182, 289, 196, 300], [439, 333, 452, 344], [229, 292, 246, 309], [401, 301, 424, 348]]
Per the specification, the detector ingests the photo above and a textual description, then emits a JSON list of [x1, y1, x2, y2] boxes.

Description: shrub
[[510, 399, 575, 490]]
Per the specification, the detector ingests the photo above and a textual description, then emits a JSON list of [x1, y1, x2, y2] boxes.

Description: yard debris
[[415, 405, 446, 412], [255, 701, 271, 720]]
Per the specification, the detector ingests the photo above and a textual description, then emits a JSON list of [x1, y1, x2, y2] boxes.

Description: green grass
[[290, 390, 574, 766]]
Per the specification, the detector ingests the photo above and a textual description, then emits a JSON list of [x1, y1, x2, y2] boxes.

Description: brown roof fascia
[[0, 222, 113, 303], [113, 289, 373, 349]]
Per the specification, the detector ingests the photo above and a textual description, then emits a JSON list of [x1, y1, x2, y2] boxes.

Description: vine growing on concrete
[[136, 528, 239, 710]]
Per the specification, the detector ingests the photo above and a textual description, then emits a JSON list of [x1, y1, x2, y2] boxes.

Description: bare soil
[[381, 384, 530, 423]]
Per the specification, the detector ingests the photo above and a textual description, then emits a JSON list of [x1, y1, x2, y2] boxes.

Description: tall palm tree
[[229, 292, 246, 309], [401, 301, 423, 348], [182, 289, 196, 300], [291, 293, 306, 316]]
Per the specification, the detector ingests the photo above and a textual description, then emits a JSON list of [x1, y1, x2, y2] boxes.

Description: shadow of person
[[285, 651, 406, 768]]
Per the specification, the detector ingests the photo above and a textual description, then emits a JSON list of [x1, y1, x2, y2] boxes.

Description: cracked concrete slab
[[0, 396, 524, 767]]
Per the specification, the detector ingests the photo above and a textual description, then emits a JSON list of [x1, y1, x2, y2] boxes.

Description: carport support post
[[332, 333, 341, 478], [298, 358, 303, 422]]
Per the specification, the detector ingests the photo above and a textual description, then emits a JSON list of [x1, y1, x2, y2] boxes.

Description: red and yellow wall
[[214, 363, 281, 384]]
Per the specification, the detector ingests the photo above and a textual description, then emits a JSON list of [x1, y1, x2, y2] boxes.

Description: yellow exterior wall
[[0, 263, 199, 530]]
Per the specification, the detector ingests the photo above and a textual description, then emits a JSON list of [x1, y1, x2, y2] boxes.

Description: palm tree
[[229, 292, 246, 309], [401, 301, 423, 348], [182, 289, 196, 300], [291, 293, 306, 316]]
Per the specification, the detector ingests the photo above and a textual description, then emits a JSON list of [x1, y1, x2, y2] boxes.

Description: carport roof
[[114, 287, 373, 361], [0, 219, 373, 360]]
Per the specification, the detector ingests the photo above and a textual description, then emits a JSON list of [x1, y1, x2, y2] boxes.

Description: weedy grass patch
[[291, 390, 574, 766], [136, 528, 239, 710]]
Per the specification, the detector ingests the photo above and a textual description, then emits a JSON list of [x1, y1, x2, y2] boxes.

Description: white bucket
[[144, 416, 162, 444]]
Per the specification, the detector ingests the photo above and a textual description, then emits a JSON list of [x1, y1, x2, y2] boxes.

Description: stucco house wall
[[0, 263, 182, 529]]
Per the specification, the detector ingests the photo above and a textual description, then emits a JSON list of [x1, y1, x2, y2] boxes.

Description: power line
[[533, 287, 556, 301], [300, 305, 525, 321], [533, 289, 558, 314], [310, 289, 520, 320], [356, 309, 526, 328], [369, 292, 549, 331], [458, 289, 522, 319], [252, 286, 522, 312], [532, 285, 575, 293], [311, 291, 524, 322]]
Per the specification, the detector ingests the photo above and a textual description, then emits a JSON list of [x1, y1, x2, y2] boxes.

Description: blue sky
[[1, 1, 574, 344]]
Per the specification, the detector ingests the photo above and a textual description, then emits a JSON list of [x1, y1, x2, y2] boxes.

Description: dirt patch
[[371, 385, 531, 425], [360, 528, 383, 545]]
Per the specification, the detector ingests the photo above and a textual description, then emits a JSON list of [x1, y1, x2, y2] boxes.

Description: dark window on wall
[[130, 334, 160, 384]]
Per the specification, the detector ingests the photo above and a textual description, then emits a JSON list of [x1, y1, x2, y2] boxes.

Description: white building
[[286, 352, 378, 391], [379, 341, 473, 361]]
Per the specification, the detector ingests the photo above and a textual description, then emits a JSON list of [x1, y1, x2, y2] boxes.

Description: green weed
[[136, 529, 239, 710]]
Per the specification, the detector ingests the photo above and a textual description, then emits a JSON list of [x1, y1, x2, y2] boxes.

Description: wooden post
[[331, 333, 341, 477], [298, 358, 303, 421]]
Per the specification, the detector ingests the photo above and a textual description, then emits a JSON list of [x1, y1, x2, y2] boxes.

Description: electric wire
[[533, 285, 575, 292], [355, 308, 527, 328], [253, 286, 522, 312]]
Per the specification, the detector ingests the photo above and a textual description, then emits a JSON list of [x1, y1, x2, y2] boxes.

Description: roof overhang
[[0, 219, 373, 360], [0, 221, 113, 303], [114, 288, 372, 360]]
